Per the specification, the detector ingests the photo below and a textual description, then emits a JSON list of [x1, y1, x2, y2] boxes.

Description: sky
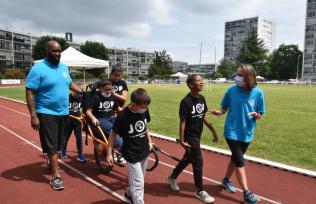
[[0, 0, 307, 64]]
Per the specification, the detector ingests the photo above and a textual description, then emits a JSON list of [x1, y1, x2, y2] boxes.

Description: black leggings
[[171, 138, 204, 192], [226, 138, 250, 167]]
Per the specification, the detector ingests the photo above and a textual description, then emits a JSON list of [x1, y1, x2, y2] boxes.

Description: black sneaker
[[123, 192, 133, 204], [49, 176, 64, 191]]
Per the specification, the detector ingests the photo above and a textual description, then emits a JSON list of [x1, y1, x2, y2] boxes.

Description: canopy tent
[[256, 75, 265, 80], [35, 47, 109, 83], [171, 72, 188, 83]]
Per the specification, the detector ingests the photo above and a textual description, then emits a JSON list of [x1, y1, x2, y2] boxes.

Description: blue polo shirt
[[221, 85, 265, 142], [26, 59, 72, 115]]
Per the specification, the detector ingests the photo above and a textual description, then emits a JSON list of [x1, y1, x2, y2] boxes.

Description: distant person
[[167, 74, 218, 204], [61, 90, 86, 162], [85, 79, 125, 165], [109, 66, 128, 107], [25, 40, 82, 191], [105, 88, 153, 204], [209, 64, 265, 204]]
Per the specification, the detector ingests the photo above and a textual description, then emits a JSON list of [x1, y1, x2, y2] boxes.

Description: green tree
[[4, 69, 25, 79], [148, 50, 172, 78], [216, 58, 235, 78], [32, 36, 69, 60], [237, 31, 270, 77], [80, 41, 108, 60], [270, 44, 303, 80]]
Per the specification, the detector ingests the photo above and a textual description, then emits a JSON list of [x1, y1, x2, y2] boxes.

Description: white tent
[[171, 72, 188, 77], [256, 75, 264, 80], [171, 72, 188, 83], [35, 47, 109, 83]]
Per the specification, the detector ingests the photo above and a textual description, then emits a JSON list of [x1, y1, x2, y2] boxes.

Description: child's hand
[[180, 140, 191, 149], [209, 109, 222, 116], [248, 112, 262, 120], [105, 153, 114, 167]]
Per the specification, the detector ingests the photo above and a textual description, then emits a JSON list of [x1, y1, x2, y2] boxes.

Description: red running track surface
[[0, 98, 316, 204]]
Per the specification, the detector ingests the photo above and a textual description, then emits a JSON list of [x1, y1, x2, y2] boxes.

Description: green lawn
[[1, 84, 316, 171]]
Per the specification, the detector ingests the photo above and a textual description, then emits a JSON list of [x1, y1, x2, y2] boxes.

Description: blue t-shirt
[[25, 59, 72, 115], [221, 85, 265, 142]]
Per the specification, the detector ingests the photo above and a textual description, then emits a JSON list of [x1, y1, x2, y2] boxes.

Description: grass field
[[1, 83, 316, 171]]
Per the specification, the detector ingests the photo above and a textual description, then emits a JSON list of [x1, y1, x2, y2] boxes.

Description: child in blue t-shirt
[[209, 64, 265, 204]]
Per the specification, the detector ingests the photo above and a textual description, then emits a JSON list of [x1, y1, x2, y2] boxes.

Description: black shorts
[[226, 138, 250, 167], [38, 113, 68, 154]]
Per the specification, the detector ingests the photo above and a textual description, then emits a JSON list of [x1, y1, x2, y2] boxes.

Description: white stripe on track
[[0, 102, 282, 204], [0, 124, 125, 202]]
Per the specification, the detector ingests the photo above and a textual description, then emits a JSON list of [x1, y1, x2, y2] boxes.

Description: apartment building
[[303, 0, 316, 81], [0, 28, 81, 70], [172, 61, 188, 73], [224, 16, 276, 64], [107, 47, 155, 76], [187, 64, 216, 76]]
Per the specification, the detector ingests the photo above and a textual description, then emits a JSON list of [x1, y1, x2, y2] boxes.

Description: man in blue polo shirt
[[25, 40, 82, 191]]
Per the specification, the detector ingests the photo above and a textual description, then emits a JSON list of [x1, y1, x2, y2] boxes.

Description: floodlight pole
[[296, 55, 301, 80]]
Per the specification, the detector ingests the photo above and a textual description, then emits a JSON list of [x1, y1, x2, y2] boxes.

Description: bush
[[4, 69, 25, 79]]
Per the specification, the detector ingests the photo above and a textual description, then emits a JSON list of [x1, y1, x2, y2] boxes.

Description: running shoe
[[222, 177, 236, 193], [244, 190, 260, 204], [167, 176, 180, 192], [195, 190, 215, 203], [49, 175, 64, 191], [123, 192, 133, 204], [77, 154, 86, 163]]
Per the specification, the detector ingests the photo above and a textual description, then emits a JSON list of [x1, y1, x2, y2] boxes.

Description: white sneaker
[[167, 176, 180, 192], [196, 191, 215, 203], [115, 155, 126, 166]]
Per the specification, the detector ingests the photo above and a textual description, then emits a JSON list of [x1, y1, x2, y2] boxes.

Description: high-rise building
[[303, 0, 316, 81], [224, 16, 276, 64], [0, 28, 81, 70], [107, 47, 155, 76]]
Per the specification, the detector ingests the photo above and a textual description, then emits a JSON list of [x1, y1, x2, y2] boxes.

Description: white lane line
[[0, 102, 282, 204], [0, 124, 125, 202]]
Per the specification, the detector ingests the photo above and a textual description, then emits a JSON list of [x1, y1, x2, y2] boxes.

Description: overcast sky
[[0, 0, 307, 64]]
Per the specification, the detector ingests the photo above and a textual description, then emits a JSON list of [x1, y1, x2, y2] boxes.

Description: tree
[[32, 36, 69, 60], [237, 31, 270, 77], [80, 41, 108, 60], [148, 50, 172, 78], [216, 58, 235, 79], [4, 69, 25, 79], [269, 44, 303, 80]]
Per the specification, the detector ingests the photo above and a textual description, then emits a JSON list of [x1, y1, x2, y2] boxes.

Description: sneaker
[[123, 192, 133, 204], [49, 176, 64, 190], [195, 191, 215, 203], [167, 176, 180, 192], [77, 154, 86, 163], [222, 177, 236, 193], [61, 150, 67, 160], [244, 190, 260, 204], [115, 155, 126, 166]]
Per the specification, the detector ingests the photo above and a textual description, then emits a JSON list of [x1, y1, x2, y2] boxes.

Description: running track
[[0, 98, 316, 204]]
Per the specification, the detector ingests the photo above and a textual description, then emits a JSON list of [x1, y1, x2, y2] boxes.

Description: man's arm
[[105, 131, 117, 166], [70, 82, 82, 94], [25, 88, 40, 130]]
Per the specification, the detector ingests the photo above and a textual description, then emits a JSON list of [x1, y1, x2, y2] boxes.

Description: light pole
[[296, 55, 301, 80]]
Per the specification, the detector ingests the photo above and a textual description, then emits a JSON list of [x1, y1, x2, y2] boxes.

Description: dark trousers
[[63, 118, 82, 154], [171, 138, 204, 192]]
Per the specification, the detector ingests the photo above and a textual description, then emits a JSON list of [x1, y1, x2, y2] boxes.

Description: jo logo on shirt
[[128, 119, 147, 134], [99, 101, 114, 109], [191, 103, 204, 114], [112, 85, 123, 93], [69, 102, 81, 109]]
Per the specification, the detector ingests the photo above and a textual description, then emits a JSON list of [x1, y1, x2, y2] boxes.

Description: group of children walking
[[63, 64, 265, 204]]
